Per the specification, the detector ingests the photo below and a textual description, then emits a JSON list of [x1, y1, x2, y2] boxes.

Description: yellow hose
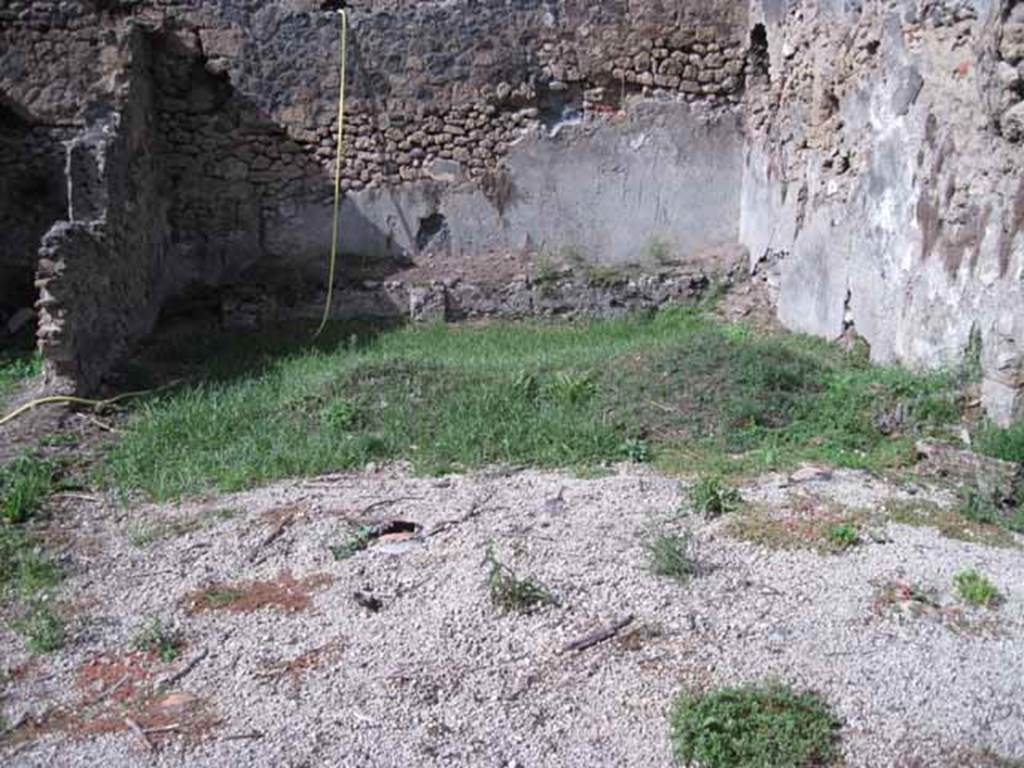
[[315, 8, 349, 338], [0, 387, 160, 428]]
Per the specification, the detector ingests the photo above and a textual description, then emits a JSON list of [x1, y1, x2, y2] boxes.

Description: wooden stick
[[222, 730, 265, 741], [248, 512, 295, 562], [429, 490, 498, 535], [360, 496, 423, 516], [125, 717, 153, 751], [561, 614, 635, 653], [91, 672, 130, 704], [158, 648, 208, 690], [142, 723, 181, 735]]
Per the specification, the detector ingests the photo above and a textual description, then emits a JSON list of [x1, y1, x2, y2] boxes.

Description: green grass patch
[[0, 525, 61, 597], [102, 310, 962, 499], [885, 498, 1021, 549], [954, 569, 1002, 608], [12, 600, 66, 653], [670, 682, 841, 768], [0, 455, 55, 524], [959, 488, 1024, 534], [0, 350, 41, 401], [974, 421, 1024, 464], [645, 531, 700, 582], [1, 524, 65, 654]]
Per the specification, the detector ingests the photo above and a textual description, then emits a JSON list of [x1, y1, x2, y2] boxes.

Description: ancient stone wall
[[0, 0, 751, 389], [4, 0, 1024, 424], [33, 26, 170, 392], [739, 0, 1024, 423]]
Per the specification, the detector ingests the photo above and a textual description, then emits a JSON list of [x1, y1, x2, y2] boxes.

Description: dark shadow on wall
[[0, 92, 66, 349], [148, 25, 413, 327]]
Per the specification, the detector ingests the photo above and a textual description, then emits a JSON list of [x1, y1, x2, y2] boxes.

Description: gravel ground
[[2, 464, 1023, 767]]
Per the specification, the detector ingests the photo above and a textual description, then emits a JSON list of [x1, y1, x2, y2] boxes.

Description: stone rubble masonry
[[0, 0, 1023, 425]]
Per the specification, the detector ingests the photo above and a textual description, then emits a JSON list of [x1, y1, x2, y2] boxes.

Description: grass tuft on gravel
[[485, 543, 557, 612], [954, 569, 1002, 608], [133, 618, 183, 662], [13, 600, 66, 654], [689, 475, 743, 517], [1, 521, 65, 653], [0, 455, 55, 524], [102, 309, 963, 500], [670, 682, 841, 768], [645, 531, 700, 582]]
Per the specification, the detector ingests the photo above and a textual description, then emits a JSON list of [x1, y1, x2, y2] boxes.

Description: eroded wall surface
[[741, 0, 1024, 422]]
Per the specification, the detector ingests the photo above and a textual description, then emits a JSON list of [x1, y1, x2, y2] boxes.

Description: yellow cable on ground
[[315, 8, 349, 338], [0, 387, 159, 429]]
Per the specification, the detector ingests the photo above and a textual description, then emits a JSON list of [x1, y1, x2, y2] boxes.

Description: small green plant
[[0, 455, 55, 524], [954, 569, 1002, 608], [484, 543, 556, 612], [826, 521, 860, 550], [620, 438, 651, 463], [14, 601, 66, 654], [321, 400, 360, 431], [133, 619, 182, 662], [545, 372, 597, 405], [670, 682, 841, 768], [645, 531, 700, 583], [0, 525, 61, 596], [690, 476, 742, 517], [329, 526, 374, 560]]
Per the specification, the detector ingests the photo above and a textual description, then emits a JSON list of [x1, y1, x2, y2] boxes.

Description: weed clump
[[13, 600, 66, 653], [330, 526, 374, 560], [620, 438, 651, 463], [954, 569, 1002, 608], [1, 455, 54, 524], [826, 521, 860, 550], [485, 543, 556, 612], [974, 421, 1024, 464], [670, 682, 841, 768], [645, 531, 700, 583], [690, 476, 742, 517], [133, 619, 183, 662]]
